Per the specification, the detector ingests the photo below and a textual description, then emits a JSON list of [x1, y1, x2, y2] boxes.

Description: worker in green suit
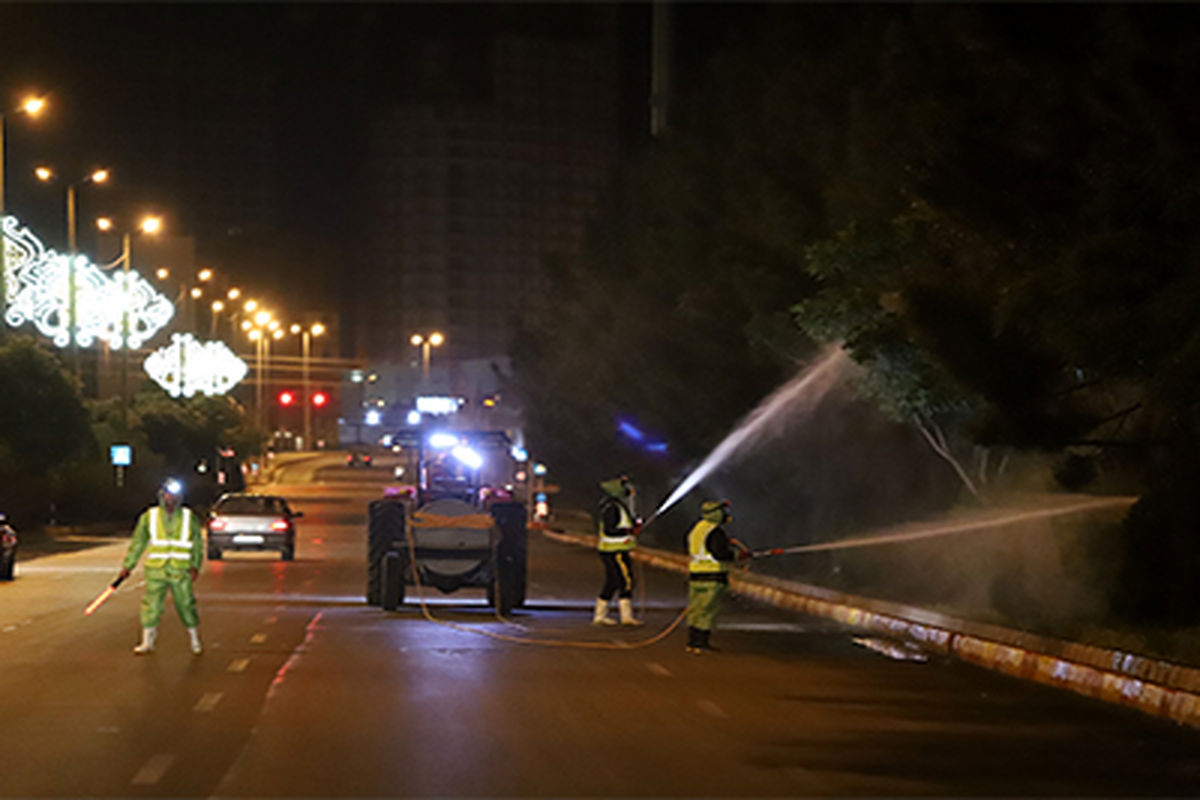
[[685, 499, 749, 654], [117, 477, 205, 655]]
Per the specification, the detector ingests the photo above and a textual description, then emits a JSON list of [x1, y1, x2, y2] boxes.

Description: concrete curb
[[540, 527, 1200, 730]]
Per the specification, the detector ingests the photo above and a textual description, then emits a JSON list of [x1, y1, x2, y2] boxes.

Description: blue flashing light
[[364, 409, 382, 426], [617, 420, 645, 441], [510, 445, 529, 462], [645, 442, 669, 454]]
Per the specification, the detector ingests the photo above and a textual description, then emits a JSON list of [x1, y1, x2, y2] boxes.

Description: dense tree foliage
[[511, 5, 1200, 619]]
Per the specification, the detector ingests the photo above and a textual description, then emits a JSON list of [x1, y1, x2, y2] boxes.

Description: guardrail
[[540, 526, 1200, 730]]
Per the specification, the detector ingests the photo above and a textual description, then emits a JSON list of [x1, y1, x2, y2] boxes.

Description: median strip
[[542, 527, 1200, 730]]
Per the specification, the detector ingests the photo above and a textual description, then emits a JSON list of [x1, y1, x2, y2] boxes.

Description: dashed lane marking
[[131, 753, 176, 785], [227, 658, 251, 673], [647, 662, 671, 677], [193, 692, 223, 712], [696, 699, 728, 719], [251, 633, 267, 644]]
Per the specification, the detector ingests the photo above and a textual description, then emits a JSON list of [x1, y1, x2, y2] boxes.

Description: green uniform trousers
[[141, 568, 199, 628], [686, 579, 726, 631]]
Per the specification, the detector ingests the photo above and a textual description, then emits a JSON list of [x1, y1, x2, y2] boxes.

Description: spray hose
[[398, 513, 687, 650]]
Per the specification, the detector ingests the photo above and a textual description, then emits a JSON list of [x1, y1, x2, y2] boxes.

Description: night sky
[[1, 3, 768, 352]]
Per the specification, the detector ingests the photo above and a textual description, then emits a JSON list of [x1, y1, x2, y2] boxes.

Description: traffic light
[[311, 391, 329, 408], [277, 390, 296, 407]]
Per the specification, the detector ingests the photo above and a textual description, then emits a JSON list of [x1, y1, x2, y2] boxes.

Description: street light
[[97, 214, 163, 428], [295, 322, 325, 450], [410, 331, 445, 383], [0, 94, 48, 336], [34, 164, 110, 377]]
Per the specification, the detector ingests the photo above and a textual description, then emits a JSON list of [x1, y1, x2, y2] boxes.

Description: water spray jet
[[645, 346, 850, 526]]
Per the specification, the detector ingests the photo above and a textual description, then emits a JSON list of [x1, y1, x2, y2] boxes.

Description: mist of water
[[649, 346, 850, 522]]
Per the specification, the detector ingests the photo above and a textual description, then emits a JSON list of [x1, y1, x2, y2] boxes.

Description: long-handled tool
[[84, 573, 128, 616]]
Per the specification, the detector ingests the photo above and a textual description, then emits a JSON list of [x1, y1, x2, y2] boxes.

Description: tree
[[0, 336, 95, 525]]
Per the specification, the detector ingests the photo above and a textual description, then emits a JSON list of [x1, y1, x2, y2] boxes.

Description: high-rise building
[[361, 18, 625, 363]]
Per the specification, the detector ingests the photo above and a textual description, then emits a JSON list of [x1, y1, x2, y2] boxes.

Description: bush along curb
[[540, 526, 1200, 730]]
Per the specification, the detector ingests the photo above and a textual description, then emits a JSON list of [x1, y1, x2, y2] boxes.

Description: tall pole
[[67, 182, 79, 378], [120, 233, 131, 430], [422, 341, 431, 383], [254, 335, 264, 432], [302, 331, 311, 450]]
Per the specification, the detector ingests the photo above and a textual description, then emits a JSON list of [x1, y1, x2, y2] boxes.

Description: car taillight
[[270, 519, 290, 532], [209, 518, 227, 532]]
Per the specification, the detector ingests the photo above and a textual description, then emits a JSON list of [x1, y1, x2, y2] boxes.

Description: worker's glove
[[117, 566, 131, 582], [633, 519, 644, 536], [188, 567, 199, 583], [737, 548, 753, 562]]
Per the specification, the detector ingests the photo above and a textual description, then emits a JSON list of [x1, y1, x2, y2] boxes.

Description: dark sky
[[0, 3, 761, 340]]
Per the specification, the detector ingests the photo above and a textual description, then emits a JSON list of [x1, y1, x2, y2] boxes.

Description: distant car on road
[[206, 493, 302, 561], [347, 452, 373, 468], [0, 514, 16, 580]]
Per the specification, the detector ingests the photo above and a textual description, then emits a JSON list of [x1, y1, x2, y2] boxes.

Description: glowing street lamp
[[34, 163, 110, 377], [410, 331, 445, 383], [97, 213, 164, 428], [1, 95, 48, 331], [197, 268, 213, 282]]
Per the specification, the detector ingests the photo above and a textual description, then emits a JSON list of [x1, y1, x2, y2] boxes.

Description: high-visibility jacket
[[687, 518, 728, 577], [123, 505, 203, 573], [597, 496, 636, 552]]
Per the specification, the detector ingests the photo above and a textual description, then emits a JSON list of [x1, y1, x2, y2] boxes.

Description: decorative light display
[[143, 333, 248, 398], [3, 214, 174, 349]]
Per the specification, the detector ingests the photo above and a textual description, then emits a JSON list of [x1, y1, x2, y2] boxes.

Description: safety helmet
[[159, 477, 184, 499], [600, 474, 633, 498], [700, 498, 731, 523]]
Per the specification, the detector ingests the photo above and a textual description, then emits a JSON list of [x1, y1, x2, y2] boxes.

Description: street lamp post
[[293, 322, 326, 450], [410, 331, 445, 384], [0, 95, 47, 339], [98, 214, 163, 430], [37, 166, 110, 378]]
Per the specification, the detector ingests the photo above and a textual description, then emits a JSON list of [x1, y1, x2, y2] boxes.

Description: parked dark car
[[0, 513, 17, 580], [206, 493, 302, 561]]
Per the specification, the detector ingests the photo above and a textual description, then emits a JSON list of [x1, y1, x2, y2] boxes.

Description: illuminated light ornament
[[3, 213, 174, 348], [143, 333, 248, 398]]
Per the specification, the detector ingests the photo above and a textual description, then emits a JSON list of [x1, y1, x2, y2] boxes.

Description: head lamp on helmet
[[160, 478, 183, 498]]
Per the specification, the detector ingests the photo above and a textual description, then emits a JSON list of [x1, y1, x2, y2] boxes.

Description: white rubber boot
[[133, 627, 157, 655], [186, 627, 203, 655], [592, 598, 617, 626], [618, 598, 644, 627]]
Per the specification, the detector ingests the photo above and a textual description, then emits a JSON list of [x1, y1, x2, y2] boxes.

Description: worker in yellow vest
[[117, 478, 205, 655], [685, 499, 749, 653], [593, 474, 643, 626]]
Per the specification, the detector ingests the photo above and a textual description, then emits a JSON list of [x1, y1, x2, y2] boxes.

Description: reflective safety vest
[[687, 519, 726, 575], [145, 506, 195, 570], [597, 497, 636, 552]]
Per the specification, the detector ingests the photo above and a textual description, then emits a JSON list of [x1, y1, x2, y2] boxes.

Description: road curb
[[540, 527, 1200, 730]]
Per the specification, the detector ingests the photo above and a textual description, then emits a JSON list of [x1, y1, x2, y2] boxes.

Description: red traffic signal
[[277, 390, 296, 407], [311, 391, 329, 408]]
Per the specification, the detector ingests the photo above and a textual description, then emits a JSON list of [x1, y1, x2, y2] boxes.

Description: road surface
[[1, 461, 1198, 797]]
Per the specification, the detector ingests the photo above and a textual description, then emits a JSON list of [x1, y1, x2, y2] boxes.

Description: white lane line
[[3, 625, 16, 632], [696, 699, 728, 719], [131, 753, 176, 785], [193, 692, 223, 712], [227, 658, 251, 673], [251, 633, 267, 644], [646, 662, 671, 677]]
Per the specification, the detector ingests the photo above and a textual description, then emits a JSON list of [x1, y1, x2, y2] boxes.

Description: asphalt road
[[2, 462, 1199, 797]]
